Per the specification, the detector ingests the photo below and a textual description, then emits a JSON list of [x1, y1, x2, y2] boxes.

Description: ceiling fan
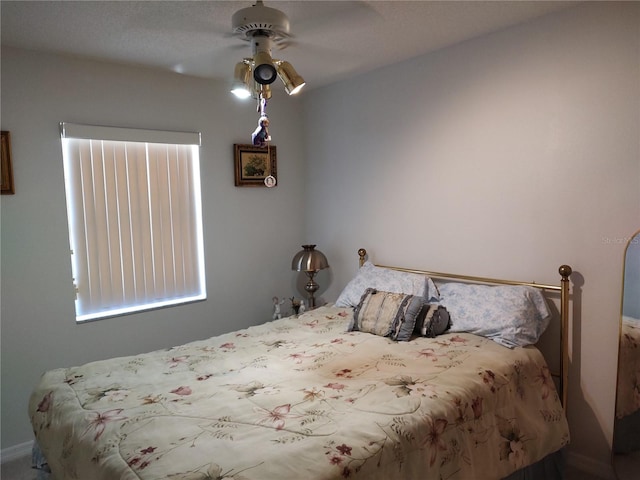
[[227, 1, 376, 149], [229, 0, 305, 100]]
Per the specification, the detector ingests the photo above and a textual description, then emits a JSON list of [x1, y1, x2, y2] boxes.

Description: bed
[[29, 249, 572, 479], [613, 315, 640, 453]]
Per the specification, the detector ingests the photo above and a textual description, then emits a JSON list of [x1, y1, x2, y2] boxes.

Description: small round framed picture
[[264, 175, 277, 188]]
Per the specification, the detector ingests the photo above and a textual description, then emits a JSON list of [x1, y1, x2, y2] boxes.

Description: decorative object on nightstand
[[291, 245, 329, 309], [272, 296, 285, 320], [290, 297, 301, 316]]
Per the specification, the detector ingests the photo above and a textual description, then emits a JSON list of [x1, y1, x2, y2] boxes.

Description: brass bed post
[[358, 248, 367, 268], [559, 264, 572, 413]]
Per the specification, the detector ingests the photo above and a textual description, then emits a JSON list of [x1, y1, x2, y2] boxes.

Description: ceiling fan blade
[[289, 1, 381, 36], [125, 2, 233, 37]]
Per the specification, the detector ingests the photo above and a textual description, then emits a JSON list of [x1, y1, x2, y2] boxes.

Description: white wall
[[304, 2, 639, 473], [0, 48, 307, 449]]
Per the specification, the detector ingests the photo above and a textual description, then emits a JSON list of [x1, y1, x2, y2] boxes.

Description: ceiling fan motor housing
[[232, 1, 290, 40]]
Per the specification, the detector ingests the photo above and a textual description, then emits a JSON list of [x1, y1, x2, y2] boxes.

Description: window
[[60, 123, 206, 322]]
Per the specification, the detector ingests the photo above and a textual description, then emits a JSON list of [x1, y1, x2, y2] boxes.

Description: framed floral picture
[[234, 144, 277, 187]]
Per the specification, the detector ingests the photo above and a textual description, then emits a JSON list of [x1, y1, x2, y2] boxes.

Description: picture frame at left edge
[[1, 131, 15, 194], [234, 143, 277, 187]]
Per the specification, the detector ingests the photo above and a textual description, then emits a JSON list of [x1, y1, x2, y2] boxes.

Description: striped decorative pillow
[[348, 288, 424, 341]]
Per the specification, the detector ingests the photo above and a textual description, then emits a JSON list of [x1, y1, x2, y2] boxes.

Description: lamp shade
[[276, 61, 306, 95], [291, 245, 329, 272], [230, 61, 252, 98], [249, 34, 277, 86], [253, 51, 277, 84]]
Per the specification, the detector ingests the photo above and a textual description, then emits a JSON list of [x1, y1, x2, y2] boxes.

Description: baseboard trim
[[567, 450, 617, 480], [0, 440, 33, 464]]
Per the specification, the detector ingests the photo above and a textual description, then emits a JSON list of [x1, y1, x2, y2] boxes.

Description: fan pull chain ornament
[[252, 97, 271, 147], [252, 94, 276, 187]]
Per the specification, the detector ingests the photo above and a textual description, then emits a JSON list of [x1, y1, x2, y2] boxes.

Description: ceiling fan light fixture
[[231, 61, 252, 99], [229, 2, 305, 101], [251, 34, 277, 85], [253, 51, 277, 85], [276, 61, 306, 95]]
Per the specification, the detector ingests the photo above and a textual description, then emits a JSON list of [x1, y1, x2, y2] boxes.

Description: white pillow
[[438, 283, 551, 348], [335, 261, 439, 307]]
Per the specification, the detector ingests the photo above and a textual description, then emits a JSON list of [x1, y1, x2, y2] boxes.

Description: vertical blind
[[60, 123, 206, 322]]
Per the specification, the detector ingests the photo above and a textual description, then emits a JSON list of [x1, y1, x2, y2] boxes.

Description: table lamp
[[291, 245, 329, 309]]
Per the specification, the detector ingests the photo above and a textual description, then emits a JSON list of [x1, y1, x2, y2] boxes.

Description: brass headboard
[[357, 248, 572, 412]]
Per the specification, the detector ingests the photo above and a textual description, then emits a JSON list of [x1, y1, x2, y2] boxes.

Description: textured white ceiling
[[1, 1, 579, 90]]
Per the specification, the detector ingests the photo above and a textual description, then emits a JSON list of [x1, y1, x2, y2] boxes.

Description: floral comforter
[[616, 316, 640, 419], [29, 305, 569, 480]]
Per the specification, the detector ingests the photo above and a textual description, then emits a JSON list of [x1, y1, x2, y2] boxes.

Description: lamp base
[[305, 272, 319, 309]]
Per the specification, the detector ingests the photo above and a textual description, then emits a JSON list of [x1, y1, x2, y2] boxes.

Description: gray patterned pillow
[[348, 288, 424, 341]]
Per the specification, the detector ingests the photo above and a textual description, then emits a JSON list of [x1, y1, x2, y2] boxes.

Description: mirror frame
[[612, 229, 640, 477]]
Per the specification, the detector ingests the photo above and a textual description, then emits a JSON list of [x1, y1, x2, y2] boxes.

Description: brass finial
[[559, 265, 572, 280]]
